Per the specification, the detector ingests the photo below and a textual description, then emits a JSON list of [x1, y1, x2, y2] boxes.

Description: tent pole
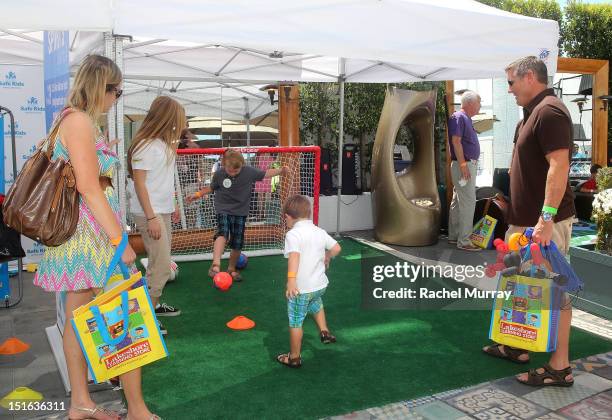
[[103, 34, 127, 228], [335, 58, 346, 236], [244, 97, 250, 146], [105, 33, 130, 228], [220, 87, 223, 147], [114, 35, 128, 229]]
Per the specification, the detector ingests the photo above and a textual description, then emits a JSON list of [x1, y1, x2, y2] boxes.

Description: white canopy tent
[[3, 0, 560, 79], [2, 0, 560, 233], [0, 32, 277, 120]]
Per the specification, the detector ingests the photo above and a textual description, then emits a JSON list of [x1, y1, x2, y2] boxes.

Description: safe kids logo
[[27, 241, 46, 256], [3, 166, 15, 186], [21, 96, 45, 113], [3, 121, 27, 138], [21, 144, 37, 161], [0, 71, 25, 88], [539, 49, 550, 62]]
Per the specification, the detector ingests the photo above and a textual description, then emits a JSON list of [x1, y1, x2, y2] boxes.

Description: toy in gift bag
[[489, 237, 571, 353], [470, 198, 498, 249], [71, 233, 168, 383]]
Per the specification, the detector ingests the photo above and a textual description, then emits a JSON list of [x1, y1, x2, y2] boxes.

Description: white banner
[[0, 65, 47, 263]]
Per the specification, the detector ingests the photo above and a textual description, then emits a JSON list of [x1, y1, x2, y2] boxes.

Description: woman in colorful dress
[[34, 55, 159, 420]]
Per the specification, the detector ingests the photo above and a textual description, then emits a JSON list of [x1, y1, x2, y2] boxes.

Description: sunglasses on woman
[[106, 85, 123, 99]]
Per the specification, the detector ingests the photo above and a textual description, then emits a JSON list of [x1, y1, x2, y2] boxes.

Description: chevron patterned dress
[[34, 134, 123, 291]]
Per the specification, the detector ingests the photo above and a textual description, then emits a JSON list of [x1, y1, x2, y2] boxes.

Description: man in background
[[448, 90, 482, 251]]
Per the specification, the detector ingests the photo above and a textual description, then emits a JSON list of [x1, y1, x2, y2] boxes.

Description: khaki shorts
[[505, 217, 573, 255]]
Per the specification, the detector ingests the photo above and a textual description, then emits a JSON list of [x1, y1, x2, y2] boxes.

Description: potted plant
[[569, 166, 612, 318]]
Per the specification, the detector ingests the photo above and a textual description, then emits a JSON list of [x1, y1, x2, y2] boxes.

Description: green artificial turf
[[141, 239, 611, 419]]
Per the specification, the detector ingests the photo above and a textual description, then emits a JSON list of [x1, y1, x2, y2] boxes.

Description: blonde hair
[[67, 55, 122, 120], [283, 195, 311, 219], [223, 149, 245, 169], [127, 96, 186, 176]]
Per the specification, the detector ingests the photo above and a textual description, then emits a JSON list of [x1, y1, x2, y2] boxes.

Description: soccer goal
[[127, 146, 320, 262]]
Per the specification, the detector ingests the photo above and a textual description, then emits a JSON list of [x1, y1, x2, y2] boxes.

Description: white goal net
[[127, 146, 320, 261]]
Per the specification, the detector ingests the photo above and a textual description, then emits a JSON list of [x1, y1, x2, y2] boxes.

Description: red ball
[[492, 262, 506, 271], [485, 266, 497, 278], [213, 272, 233, 291]]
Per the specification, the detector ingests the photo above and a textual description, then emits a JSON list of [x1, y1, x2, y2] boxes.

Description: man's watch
[[540, 211, 554, 223]]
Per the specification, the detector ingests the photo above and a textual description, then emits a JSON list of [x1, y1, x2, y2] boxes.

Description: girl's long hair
[[127, 96, 186, 176], [67, 55, 121, 121]]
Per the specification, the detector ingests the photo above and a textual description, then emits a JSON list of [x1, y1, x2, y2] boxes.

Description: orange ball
[[508, 232, 522, 251], [213, 272, 233, 291]]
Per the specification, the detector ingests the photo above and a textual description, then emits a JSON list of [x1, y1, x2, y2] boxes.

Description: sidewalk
[[328, 350, 612, 419]]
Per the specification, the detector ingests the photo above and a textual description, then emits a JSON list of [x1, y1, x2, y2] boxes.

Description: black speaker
[[320, 147, 334, 195], [341, 144, 361, 195]]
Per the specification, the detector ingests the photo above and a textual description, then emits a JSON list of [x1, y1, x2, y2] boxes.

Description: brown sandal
[[320, 330, 336, 344], [482, 343, 529, 364], [276, 352, 301, 368], [517, 364, 574, 387], [208, 264, 221, 278]]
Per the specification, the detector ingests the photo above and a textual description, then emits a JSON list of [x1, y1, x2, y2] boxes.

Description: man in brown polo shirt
[[483, 56, 576, 387]]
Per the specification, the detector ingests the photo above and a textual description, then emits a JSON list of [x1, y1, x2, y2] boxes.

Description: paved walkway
[[327, 351, 612, 419]]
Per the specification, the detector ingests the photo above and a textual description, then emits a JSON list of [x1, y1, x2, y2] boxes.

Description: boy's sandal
[[68, 405, 120, 420], [482, 343, 529, 364], [320, 330, 336, 344], [517, 364, 574, 387], [276, 352, 301, 368], [229, 270, 242, 282], [208, 264, 221, 278]]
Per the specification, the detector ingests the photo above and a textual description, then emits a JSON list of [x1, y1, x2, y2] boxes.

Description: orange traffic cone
[[0, 337, 30, 355], [226, 316, 255, 330]]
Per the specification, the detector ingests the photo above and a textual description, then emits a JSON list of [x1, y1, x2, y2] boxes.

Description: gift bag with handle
[[71, 233, 168, 383], [470, 198, 498, 249], [489, 241, 566, 353]]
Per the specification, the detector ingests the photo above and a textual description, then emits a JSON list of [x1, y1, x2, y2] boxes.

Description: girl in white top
[[127, 96, 186, 320]]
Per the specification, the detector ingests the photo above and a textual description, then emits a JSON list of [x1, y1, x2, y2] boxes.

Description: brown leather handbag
[[2, 109, 79, 246]]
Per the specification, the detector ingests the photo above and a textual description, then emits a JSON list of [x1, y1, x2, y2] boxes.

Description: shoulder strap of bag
[[44, 107, 77, 160], [482, 197, 492, 217]]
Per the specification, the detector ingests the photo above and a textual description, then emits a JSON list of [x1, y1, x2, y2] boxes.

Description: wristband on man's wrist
[[287, 271, 297, 278], [147, 215, 157, 221], [541, 205, 558, 215]]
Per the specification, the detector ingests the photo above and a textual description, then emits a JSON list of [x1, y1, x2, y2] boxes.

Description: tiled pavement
[[326, 352, 612, 420]]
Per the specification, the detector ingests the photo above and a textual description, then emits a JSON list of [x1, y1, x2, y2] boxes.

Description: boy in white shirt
[[276, 195, 341, 368]]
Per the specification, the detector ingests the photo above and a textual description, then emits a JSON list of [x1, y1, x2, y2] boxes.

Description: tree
[[299, 83, 339, 147], [563, 1, 612, 148]]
